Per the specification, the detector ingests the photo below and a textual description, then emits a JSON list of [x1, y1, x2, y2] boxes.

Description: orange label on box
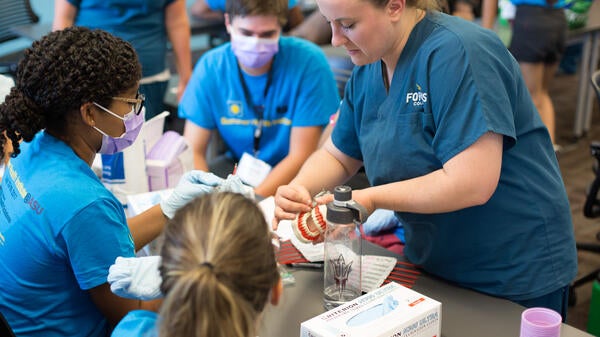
[[409, 297, 425, 307]]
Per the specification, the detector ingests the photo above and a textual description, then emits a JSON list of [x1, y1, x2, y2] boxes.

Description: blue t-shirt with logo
[[0, 131, 134, 337], [179, 36, 339, 166], [333, 12, 577, 301]]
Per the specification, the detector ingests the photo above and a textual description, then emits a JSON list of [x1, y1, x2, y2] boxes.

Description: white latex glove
[[216, 174, 255, 200], [160, 170, 224, 218], [362, 209, 401, 236], [107, 256, 163, 300]]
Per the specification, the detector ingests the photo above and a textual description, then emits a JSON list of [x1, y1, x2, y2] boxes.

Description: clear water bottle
[[323, 186, 365, 310]]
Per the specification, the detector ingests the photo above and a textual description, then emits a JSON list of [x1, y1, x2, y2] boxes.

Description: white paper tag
[[236, 152, 272, 187]]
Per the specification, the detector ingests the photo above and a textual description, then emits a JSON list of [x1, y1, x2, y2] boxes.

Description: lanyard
[[237, 60, 274, 156]]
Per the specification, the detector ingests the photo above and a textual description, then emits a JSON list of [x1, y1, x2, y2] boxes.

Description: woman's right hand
[[272, 184, 314, 230]]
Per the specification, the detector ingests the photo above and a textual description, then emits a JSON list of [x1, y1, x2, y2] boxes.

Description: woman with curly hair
[[111, 192, 282, 337], [0, 27, 214, 337]]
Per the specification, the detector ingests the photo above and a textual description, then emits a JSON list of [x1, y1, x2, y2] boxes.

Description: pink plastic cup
[[520, 307, 562, 337]]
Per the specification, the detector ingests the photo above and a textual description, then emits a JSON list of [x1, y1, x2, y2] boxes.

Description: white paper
[[126, 189, 173, 217], [257, 194, 397, 292], [361, 255, 397, 293], [258, 196, 295, 241], [290, 235, 396, 292], [236, 152, 271, 187]]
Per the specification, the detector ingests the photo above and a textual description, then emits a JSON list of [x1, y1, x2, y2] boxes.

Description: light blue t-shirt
[[67, 0, 176, 77], [112, 310, 159, 337], [206, 0, 296, 11], [179, 36, 339, 166], [333, 12, 577, 301], [0, 131, 135, 337]]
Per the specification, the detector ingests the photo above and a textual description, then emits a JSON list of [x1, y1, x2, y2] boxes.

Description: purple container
[[520, 307, 562, 337]]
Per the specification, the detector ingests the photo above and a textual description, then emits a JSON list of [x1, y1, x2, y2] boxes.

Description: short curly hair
[[0, 26, 141, 158]]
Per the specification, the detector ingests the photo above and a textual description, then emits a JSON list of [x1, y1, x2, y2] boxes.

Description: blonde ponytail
[[158, 192, 279, 337]]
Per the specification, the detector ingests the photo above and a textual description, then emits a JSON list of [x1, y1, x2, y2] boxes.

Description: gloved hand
[[216, 174, 255, 200], [160, 170, 224, 218], [107, 256, 163, 300], [362, 209, 400, 236]]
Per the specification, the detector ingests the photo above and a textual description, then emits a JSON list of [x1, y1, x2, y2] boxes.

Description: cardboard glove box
[[301, 282, 441, 337], [146, 131, 191, 191]]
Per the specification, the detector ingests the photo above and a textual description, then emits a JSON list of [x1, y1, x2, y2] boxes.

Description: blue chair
[[0, 0, 39, 43], [0, 0, 39, 77]]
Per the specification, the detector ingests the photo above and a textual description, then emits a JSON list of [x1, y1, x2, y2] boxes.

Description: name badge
[[236, 152, 272, 187]]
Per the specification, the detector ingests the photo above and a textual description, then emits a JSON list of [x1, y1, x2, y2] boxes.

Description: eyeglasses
[[112, 92, 145, 116]]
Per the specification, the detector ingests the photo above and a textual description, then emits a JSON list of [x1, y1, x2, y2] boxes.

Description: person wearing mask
[[179, 0, 340, 198], [0, 27, 217, 336], [109, 192, 282, 337], [53, 0, 192, 121], [273, 0, 577, 320]]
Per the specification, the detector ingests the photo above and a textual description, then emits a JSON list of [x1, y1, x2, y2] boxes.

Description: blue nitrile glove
[[160, 170, 224, 218], [108, 256, 163, 300], [216, 174, 255, 200], [362, 209, 401, 236]]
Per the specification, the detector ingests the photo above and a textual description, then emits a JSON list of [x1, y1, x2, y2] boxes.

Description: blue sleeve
[[426, 33, 517, 164], [178, 54, 219, 129], [291, 46, 340, 127], [61, 198, 134, 290], [112, 310, 159, 337], [205, 0, 224, 11]]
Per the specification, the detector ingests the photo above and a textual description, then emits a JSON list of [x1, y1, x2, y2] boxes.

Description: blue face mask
[[92, 103, 145, 154]]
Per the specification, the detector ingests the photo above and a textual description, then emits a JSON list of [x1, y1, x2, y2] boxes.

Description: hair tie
[[199, 262, 214, 270]]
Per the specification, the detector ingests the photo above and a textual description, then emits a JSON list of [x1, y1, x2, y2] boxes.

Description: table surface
[[260, 240, 593, 337]]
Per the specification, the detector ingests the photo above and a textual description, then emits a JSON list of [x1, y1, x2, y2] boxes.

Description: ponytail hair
[[159, 192, 279, 337]]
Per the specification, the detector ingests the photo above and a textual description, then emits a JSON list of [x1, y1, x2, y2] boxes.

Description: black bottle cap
[[333, 185, 352, 202], [326, 202, 354, 224]]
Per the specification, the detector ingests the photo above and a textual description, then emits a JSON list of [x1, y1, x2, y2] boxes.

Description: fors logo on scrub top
[[406, 83, 428, 107]]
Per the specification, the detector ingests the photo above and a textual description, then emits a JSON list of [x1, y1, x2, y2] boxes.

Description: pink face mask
[[92, 103, 145, 154], [231, 33, 279, 68]]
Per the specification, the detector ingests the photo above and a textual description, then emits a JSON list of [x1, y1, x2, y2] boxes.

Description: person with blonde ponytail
[[111, 192, 282, 337]]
